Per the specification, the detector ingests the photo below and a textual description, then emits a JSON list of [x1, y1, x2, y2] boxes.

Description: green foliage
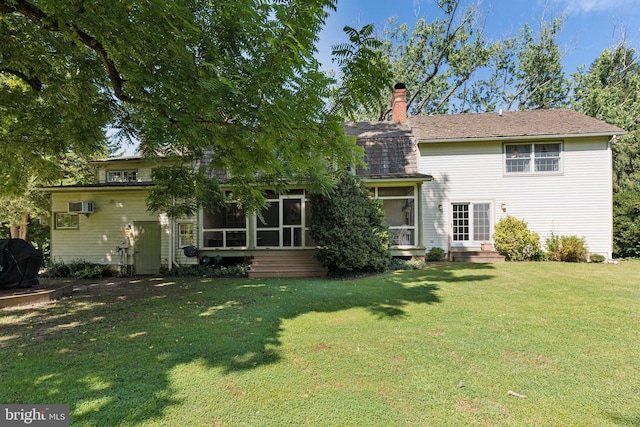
[[378, 0, 497, 118], [571, 44, 640, 193], [147, 165, 225, 218], [160, 263, 249, 278], [545, 233, 589, 262], [1, 0, 373, 215], [310, 172, 390, 273], [590, 254, 606, 263], [468, 17, 569, 112], [330, 24, 393, 121], [613, 191, 640, 258], [41, 260, 114, 279], [426, 247, 446, 261], [493, 216, 540, 261], [387, 257, 428, 271]]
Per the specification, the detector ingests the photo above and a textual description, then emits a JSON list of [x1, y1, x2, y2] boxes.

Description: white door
[[451, 203, 491, 246]]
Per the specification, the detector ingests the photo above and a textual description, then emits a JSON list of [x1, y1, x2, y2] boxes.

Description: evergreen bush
[[309, 172, 390, 273], [426, 247, 445, 261]]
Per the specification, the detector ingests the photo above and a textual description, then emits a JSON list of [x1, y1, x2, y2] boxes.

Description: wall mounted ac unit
[[68, 201, 95, 214]]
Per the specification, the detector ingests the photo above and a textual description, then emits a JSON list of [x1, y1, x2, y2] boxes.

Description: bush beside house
[[310, 172, 391, 274], [493, 216, 541, 261]]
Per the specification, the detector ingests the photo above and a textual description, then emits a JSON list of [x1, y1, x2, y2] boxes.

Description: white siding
[[419, 137, 613, 257], [51, 189, 170, 267]]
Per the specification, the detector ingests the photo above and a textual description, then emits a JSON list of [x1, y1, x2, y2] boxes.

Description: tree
[[1, 0, 376, 215], [375, 0, 496, 119], [309, 172, 390, 273], [465, 16, 569, 112], [613, 191, 640, 258], [571, 43, 640, 193], [329, 24, 393, 121]]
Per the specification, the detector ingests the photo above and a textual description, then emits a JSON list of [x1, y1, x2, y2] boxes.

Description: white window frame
[[504, 142, 562, 174], [178, 223, 195, 248], [450, 202, 493, 247], [107, 169, 139, 182], [370, 185, 418, 247]]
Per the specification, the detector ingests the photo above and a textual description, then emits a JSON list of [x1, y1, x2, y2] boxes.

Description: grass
[[1, 261, 639, 426]]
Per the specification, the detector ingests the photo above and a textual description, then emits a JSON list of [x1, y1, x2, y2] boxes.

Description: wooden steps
[[249, 252, 328, 278], [449, 250, 505, 263]]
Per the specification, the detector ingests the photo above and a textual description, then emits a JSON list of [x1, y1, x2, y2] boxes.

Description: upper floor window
[[505, 143, 561, 174], [108, 170, 139, 182]]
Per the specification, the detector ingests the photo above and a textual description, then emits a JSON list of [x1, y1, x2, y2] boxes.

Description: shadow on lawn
[[0, 263, 495, 425]]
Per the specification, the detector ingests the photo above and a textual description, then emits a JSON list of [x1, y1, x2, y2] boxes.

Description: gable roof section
[[408, 109, 625, 143], [342, 121, 430, 180]]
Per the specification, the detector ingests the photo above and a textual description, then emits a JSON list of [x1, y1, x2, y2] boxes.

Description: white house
[[43, 85, 624, 275]]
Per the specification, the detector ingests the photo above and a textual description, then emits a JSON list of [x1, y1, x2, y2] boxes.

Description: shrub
[[41, 260, 114, 279], [492, 216, 540, 261], [590, 254, 606, 263], [160, 263, 249, 278], [310, 172, 390, 273], [387, 258, 428, 271], [426, 247, 445, 261], [545, 233, 588, 262]]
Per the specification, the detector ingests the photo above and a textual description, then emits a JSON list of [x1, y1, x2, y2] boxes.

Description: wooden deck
[[449, 250, 505, 263], [249, 252, 328, 278]]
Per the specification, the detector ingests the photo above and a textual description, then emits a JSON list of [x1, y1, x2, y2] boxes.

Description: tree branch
[[0, 68, 43, 91], [1, 0, 137, 104]]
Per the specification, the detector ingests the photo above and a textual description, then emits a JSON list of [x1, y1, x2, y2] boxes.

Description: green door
[[134, 221, 161, 275]]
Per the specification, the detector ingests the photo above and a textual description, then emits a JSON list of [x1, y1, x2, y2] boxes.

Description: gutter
[[417, 131, 627, 145]]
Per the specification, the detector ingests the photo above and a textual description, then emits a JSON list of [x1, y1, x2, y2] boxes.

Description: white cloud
[[551, 0, 633, 13]]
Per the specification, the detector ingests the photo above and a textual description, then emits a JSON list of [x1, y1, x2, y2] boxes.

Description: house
[[43, 85, 624, 275]]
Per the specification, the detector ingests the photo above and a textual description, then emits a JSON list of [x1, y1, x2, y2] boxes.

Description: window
[[505, 143, 561, 174], [256, 190, 306, 247], [369, 186, 417, 246], [178, 223, 195, 247], [54, 213, 79, 229], [452, 204, 469, 241], [202, 202, 247, 248], [108, 170, 139, 182]]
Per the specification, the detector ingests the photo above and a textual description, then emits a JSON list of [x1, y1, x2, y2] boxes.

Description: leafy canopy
[[1, 0, 389, 214]]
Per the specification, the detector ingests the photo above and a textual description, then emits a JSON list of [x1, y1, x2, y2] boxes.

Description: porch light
[[501, 203, 506, 212], [438, 204, 443, 212]]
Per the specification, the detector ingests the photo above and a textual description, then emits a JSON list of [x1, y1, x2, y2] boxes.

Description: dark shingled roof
[[342, 122, 419, 178], [407, 109, 625, 142]]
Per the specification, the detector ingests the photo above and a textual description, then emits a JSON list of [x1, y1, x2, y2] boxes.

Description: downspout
[[169, 215, 174, 271]]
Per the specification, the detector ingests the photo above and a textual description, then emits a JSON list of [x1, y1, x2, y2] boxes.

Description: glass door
[[451, 202, 491, 246]]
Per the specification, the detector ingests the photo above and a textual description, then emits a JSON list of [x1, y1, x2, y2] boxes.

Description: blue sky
[[317, 0, 640, 75]]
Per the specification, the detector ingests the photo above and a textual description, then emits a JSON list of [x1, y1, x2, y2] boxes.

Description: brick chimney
[[391, 83, 407, 123]]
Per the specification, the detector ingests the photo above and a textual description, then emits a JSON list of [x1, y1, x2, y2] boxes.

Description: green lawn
[[1, 262, 639, 426]]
